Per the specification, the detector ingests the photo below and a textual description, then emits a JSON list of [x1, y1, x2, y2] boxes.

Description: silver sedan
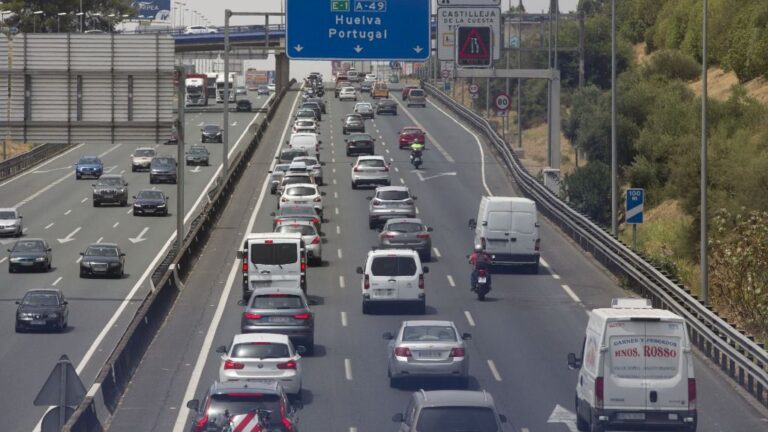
[[378, 218, 433, 261], [384, 320, 471, 388]]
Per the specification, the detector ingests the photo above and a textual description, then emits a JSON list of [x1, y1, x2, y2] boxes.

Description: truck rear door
[[644, 320, 687, 413], [484, 210, 513, 256], [604, 319, 647, 414]]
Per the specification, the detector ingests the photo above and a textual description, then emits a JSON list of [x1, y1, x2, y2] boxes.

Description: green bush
[[642, 50, 701, 81], [564, 161, 612, 226]]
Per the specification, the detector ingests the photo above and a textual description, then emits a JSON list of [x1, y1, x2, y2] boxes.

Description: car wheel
[[149, 177, 155, 184], [15, 323, 23, 333], [93, 201, 99, 207], [576, 398, 589, 431], [362, 301, 370, 315], [422, 250, 432, 262], [9, 265, 15, 273], [47, 262, 52, 271], [163, 209, 169, 216], [131, 166, 136, 172], [589, 411, 604, 432], [121, 199, 127, 207], [317, 177, 324, 186], [417, 299, 426, 314], [368, 218, 377, 229], [351, 181, 357, 190], [346, 151, 351, 156], [528, 263, 539, 274], [16, 228, 22, 237], [76, 174, 81, 180], [79, 269, 86, 278]]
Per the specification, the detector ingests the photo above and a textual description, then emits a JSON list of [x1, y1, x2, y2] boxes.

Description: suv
[[351, 155, 390, 189], [406, 88, 427, 107], [186, 381, 299, 432], [92, 174, 129, 207], [367, 186, 417, 228], [342, 114, 365, 135], [149, 156, 177, 184], [240, 286, 315, 354], [392, 390, 508, 432], [131, 147, 156, 172], [357, 248, 428, 314]]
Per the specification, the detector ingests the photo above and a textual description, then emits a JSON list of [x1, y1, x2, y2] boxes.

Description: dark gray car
[[379, 218, 433, 261], [149, 156, 177, 184], [15, 289, 68, 332], [201, 124, 223, 143], [92, 174, 129, 207], [79, 243, 125, 278], [8, 238, 52, 273], [276, 147, 309, 164], [301, 102, 322, 121], [240, 287, 316, 354], [185, 145, 210, 166], [306, 97, 327, 113], [342, 114, 365, 134], [133, 189, 169, 216]]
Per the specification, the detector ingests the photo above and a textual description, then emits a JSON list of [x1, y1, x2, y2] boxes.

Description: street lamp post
[[33, 10, 44, 33], [610, 0, 618, 237], [700, 0, 709, 304], [76, 12, 84, 33], [57, 12, 66, 33], [108, 14, 116, 33], [1, 21, 13, 160]]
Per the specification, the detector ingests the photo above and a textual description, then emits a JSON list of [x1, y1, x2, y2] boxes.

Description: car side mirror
[[285, 140, 289, 144], [47, 248, 52, 252], [468, 218, 477, 229], [535, 222, 540, 228], [215, 345, 227, 354], [296, 345, 307, 355], [499, 414, 507, 423], [356, 266, 363, 274], [422, 266, 429, 274], [382, 332, 394, 340], [132, 196, 137, 199], [462, 333, 472, 340], [120, 253, 126, 257], [124, 182, 128, 186], [320, 162, 326, 166], [376, 226, 383, 233], [412, 196, 417, 200], [237, 299, 247, 306], [79, 252, 84, 256], [18, 216, 22, 219], [270, 212, 276, 217], [391, 413, 404, 423], [15, 300, 20, 305], [321, 192, 326, 196], [186, 399, 200, 412], [91, 184, 96, 187], [567, 352, 582, 370], [427, 227, 433, 232], [372, 138, 377, 141], [275, 157, 279, 160], [366, 196, 372, 200], [236, 250, 245, 259], [268, 170, 273, 174]]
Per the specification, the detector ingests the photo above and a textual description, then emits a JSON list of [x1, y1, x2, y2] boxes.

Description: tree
[[564, 161, 612, 225], [0, 0, 134, 33]]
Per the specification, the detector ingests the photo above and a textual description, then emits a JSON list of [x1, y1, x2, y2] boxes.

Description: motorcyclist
[[409, 140, 424, 163], [468, 244, 492, 291]]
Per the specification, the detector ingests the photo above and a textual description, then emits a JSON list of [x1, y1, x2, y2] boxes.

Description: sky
[[173, 0, 580, 79]]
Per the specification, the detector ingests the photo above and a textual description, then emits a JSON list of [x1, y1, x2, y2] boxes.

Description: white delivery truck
[[236, 233, 307, 300], [468, 196, 540, 273], [568, 298, 697, 432]]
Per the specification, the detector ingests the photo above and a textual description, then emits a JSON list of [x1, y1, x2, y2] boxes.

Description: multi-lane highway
[[0, 93, 275, 432], [48, 85, 768, 431]]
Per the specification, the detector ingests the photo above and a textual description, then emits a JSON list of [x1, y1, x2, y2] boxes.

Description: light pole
[[1, 19, 13, 160], [76, 12, 84, 33], [93, 12, 102, 31], [610, 0, 618, 237], [57, 12, 66, 33], [33, 10, 44, 33], [700, 0, 709, 304], [108, 13, 115, 32]]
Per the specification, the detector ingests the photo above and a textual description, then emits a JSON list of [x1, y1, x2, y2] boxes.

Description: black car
[[306, 97, 327, 113], [79, 243, 125, 278], [235, 99, 252, 112], [345, 133, 376, 156], [201, 125, 223, 143], [301, 102, 322, 121], [375, 99, 398, 115], [149, 156, 177, 184], [185, 145, 210, 166], [8, 238, 52, 273], [272, 205, 321, 231], [133, 189, 169, 216], [92, 174, 129, 207], [15, 289, 68, 332], [186, 381, 298, 432], [342, 114, 365, 135]]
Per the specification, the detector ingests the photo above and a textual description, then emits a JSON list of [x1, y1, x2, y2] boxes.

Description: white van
[[567, 298, 697, 432], [236, 233, 307, 299], [287, 133, 321, 157], [468, 196, 540, 273], [356, 248, 429, 315]]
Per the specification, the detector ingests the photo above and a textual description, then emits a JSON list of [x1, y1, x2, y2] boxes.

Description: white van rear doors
[[604, 320, 648, 412], [644, 320, 687, 411], [485, 210, 513, 255], [247, 240, 301, 289]]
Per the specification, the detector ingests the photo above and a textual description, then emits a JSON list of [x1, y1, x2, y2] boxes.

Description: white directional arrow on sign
[[294, 44, 304, 52], [129, 227, 149, 244], [58, 227, 82, 244], [547, 404, 578, 432], [353, 45, 363, 53], [412, 171, 457, 182], [414, 45, 424, 53]]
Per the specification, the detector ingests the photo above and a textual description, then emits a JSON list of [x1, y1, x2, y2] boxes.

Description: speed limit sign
[[468, 83, 479, 95], [441, 69, 450, 79], [494, 93, 511, 112]]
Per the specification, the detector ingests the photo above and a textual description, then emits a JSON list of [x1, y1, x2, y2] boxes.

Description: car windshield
[[152, 158, 174, 166], [274, 165, 290, 173], [345, 116, 361, 123], [203, 126, 220, 132], [297, 110, 314, 117], [13, 241, 45, 252], [85, 246, 119, 257], [79, 157, 99, 164], [23, 293, 59, 307], [251, 294, 304, 309], [231, 342, 290, 359], [96, 178, 122, 186], [208, 394, 283, 427], [138, 191, 164, 200], [370, 256, 417, 276], [134, 149, 155, 157], [294, 158, 318, 167], [386, 222, 422, 233], [280, 149, 308, 160], [286, 187, 315, 197], [377, 190, 410, 201], [410, 90, 425, 96], [415, 407, 499, 432], [358, 159, 385, 168], [277, 224, 316, 236], [0, 211, 17, 219], [402, 325, 457, 342]]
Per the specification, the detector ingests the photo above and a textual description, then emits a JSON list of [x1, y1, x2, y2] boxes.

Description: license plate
[[270, 316, 291, 323], [31, 320, 45, 326], [294, 201, 307, 204], [616, 413, 645, 421], [374, 289, 393, 296], [478, 277, 487, 283], [417, 351, 442, 359], [245, 378, 275, 384], [20, 261, 33, 266]]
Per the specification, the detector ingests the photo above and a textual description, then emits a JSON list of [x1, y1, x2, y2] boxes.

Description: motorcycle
[[410, 151, 423, 169], [473, 268, 491, 301]]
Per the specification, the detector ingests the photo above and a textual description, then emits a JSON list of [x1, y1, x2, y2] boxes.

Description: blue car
[[75, 155, 103, 179]]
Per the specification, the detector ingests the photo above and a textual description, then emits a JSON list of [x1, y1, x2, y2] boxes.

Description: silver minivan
[[406, 89, 427, 107]]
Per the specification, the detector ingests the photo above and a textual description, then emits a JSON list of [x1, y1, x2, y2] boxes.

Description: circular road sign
[[495, 93, 511, 112], [468, 83, 480, 94], [441, 69, 450, 79]]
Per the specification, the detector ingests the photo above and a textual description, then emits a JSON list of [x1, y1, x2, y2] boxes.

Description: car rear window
[[283, 176, 311, 186], [402, 325, 457, 342], [208, 394, 283, 427], [280, 149, 308, 161], [349, 134, 372, 142], [410, 90, 425, 97], [416, 407, 498, 432], [277, 225, 316, 236], [377, 190, 410, 201], [402, 128, 421, 135], [358, 159, 385, 168], [251, 294, 304, 309], [134, 149, 155, 157], [286, 186, 315, 196], [512, 212, 535, 234], [279, 206, 316, 217], [386, 222, 422, 233], [250, 243, 298, 266], [231, 342, 290, 359], [370, 256, 417, 276], [290, 136, 316, 147]]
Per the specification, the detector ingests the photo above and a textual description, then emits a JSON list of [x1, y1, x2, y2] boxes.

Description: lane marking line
[[113, 222, 120, 228], [339, 275, 345, 288], [76, 256, 82, 263], [0, 257, 6, 264], [335, 207, 339, 215], [44, 223, 54, 230], [336, 225, 341, 235], [487, 360, 502, 381], [80, 197, 88, 203], [337, 249, 343, 259], [341, 311, 348, 327], [334, 191, 338, 199], [96, 236, 103, 243], [464, 311, 476, 327], [561, 284, 582, 303], [553, 274, 561, 280], [64, 209, 72, 215], [540, 258, 550, 268], [344, 358, 353, 381], [52, 277, 62, 286], [433, 247, 441, 258], [447, 275, 456, 287], [394, 166, 399, 173], [399, 178, 405, 184]]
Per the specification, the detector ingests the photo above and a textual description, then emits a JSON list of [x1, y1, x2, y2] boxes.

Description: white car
[[287, 132, 321, 157], [292, 119, 319, 135], [339, 86, 357, 101], [351, 155, 390, 189], [292, 156, 323, 185], [216, 333, 304, 395], [275, 220, 322, 265], [131, 147, 156, 172], [365, 73, 377, 81], [268, 83, 276, 92], [0, 208, 23, 237], [184, 25, 216, 34], [279, 183, 324, 217], [357, 248, 429, 314]]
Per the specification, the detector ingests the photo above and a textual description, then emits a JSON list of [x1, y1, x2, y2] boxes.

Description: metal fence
[[422, 81, 768, 408], [0, 142, 76, 181]]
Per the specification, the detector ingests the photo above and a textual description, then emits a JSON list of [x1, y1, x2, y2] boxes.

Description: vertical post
[[550, 70, 561, 169], [700, 0, 709, 304], [222, 10, 231, 182], [578, 13, 585, 88], [176, 67, 185, 253], [554, 0, 559, 70], [485, 78, 490, 117], [504, 14, 510, 140], [80, 0, 83, 33], [610, 0, 618, 237], [517, 0, 522, 150], [632, 224, 637, 250], [4, 33, 12, 160]]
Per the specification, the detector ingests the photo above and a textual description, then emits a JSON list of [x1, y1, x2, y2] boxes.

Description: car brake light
[[242, 261, 248, 272], [311, 236, 321, 244], [224, 359, 245, 370], [244, 312, 262, 320], [394, 347, 412, 357], [300, 261, 306, 271], [293, 313, 311, 320], [383, 165, 390, 172], [277, 360, 297, 370], [311, 217, 319, 224], [275, 218, 283, 224], [478, 269, 486, 277], [353, 165, 361, 172], [194, 415, 209, 432], [381, 233, 395, 239], [373, 199, 383, 206], [416, 233, 430, 239], [480, 237, 486, 249], [313, 197, 322, 202], [688, 378, 697, 411], [595, 377, 604, 409], [449, 347, 465, 357], [281, 417, 295, 432], [535, 238, 540, 251], [418, 274, 424, 289], [265, 240, 273, 244], [281, 197, 288, 202], [363, 274, 370, 289]]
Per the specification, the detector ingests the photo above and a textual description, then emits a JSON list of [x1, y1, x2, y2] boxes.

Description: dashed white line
[[341, 311, 348, 327], [339, 275, 346, 288], [44, 223, 54, 230], [52, 277, 62, 286], [113, 222, 120, 228], [96, 237, 103, 243], [561, 284, 582, 303], [126, 208, 133, 214], [335, 207, 339, 215], [334, 191, 338, 199], [552, 274, 561, 280], [331, 157, 336, 163], [80, 197, 88, 203], [0, 257, 6, 264], [464, 311, 476, 327], [336, 225, 341, 235], [540, 258, 550, 268], [64, 209, 72, 215], [337, 249, 343, 259], [487, 360, 502, 381], [399, 178, 405, 184], [333, 179, 337, 185], [385, 148, 390, 154], [76, 256, 82, 264], [447, 275, 456, 287], [344, 359, 353, 380], [394, 166, 399, 172], [120, 169, 125, 175], [349, 427, 357, 432], [332, 168, 336, 174], [433, 247, 441, 258]]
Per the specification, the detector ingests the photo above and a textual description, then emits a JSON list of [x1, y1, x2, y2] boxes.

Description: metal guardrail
[[62, 80, 295, 432], [422, 81, 768, 407], [0, 142, 76, 182]]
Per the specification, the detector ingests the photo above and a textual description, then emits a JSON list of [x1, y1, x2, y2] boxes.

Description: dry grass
[[689, 67, 768, 104], [1, 139, 33, 161], [633, 42, 650, 64]]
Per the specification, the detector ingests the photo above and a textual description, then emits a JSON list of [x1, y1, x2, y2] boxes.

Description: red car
[[402, 85, 418, 100], [398, 127, 426, 148]]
